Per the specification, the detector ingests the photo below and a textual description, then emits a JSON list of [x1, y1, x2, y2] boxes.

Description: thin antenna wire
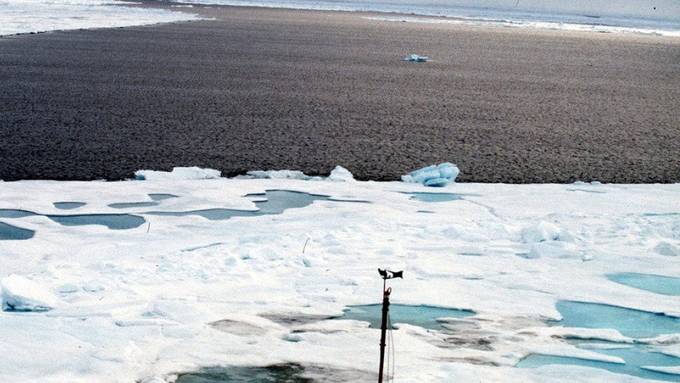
[[388, 313, 395, 382], [387, 312, 396, 382], [386, 312, 390, 382]]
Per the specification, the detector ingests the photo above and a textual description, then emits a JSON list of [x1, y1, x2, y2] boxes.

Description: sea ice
[[0, 0, 201, 36], [135, 167, 221, 181], [327, 166, 354, 182], [0, 174, 678, 382], [245, 169, 317, 180], [526, 241, 580, 259], [521, 221, 562, 243], [1, 275, 58, 312], [404, 54, 429, 62], [401, 162, 459, 187], [654, 241, 679, 256]]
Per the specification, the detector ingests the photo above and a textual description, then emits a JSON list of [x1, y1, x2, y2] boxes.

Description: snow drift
[[1, 275, 58, 312]]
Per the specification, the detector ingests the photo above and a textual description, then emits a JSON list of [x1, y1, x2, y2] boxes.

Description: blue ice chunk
[[402, 162, 460, 187], [437, 162, 459, 179], [404, 54, 429, 62], [424, 177, 450, 187], [409, 165, 440, 184]]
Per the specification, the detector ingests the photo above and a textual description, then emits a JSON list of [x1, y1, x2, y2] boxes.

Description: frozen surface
[[0, 175, 679, 382], [176, 0, 680, 36], [1, 275, 58, 312], [654, 242, 679, 257], [406, 192, 463, 202], [245, 169, 318, 180], [0, 0, 200, 36], [245, 165, 354, 181], [366, 14, 680, 37], [136, 167, 221, 181]]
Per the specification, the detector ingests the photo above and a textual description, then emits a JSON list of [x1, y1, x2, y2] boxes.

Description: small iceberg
[[402, 163, 459, 187], [328, 165, 354, 182], [404, 53, 429, 62], [1, 275, 58, 312]]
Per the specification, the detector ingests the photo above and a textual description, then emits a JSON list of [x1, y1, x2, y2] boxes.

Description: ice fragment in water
[[404, 54, 429, 62], [402, 163, 459, 187]]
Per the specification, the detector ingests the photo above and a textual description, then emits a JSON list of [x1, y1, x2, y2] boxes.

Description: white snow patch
[[244, 165, 353, 181], [245, 169, 318, 180], [526, 241, 581, 260], [365, 14, 680, 37], [521, 221, 562, 243], [327, 166, 354, 182], [0, 0, 201, 36], [1, 275, 58, 312], [135, 167, 221, 181]]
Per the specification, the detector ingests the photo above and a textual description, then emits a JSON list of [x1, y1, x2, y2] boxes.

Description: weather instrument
[[377, 268, 403, 383]]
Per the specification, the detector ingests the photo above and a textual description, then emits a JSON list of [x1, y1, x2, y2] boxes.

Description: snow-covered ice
[[0, 0, 200, 37], [521, 221, 563, 243], [244, 165, 353, 181], [0, 172, 679, 382], [177, 0, 680, 37], [135, 167, 221, 181], [1, 275, 58, 312], [655, 241, 679, 257], [245, 169, 320, 180], [327, 166, 354, 182]]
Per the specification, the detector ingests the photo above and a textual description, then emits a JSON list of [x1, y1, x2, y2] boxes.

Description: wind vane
[[377, 268, 403, 383]]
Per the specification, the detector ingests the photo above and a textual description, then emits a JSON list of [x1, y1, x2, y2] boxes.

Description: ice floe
[[0, 173, 678, 382], [245, 165, 354, 182], [404, 53, 429, 62], [0, 0, 201, 36], [245, 169, 319, 180], [135, 167, 222, 181]]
